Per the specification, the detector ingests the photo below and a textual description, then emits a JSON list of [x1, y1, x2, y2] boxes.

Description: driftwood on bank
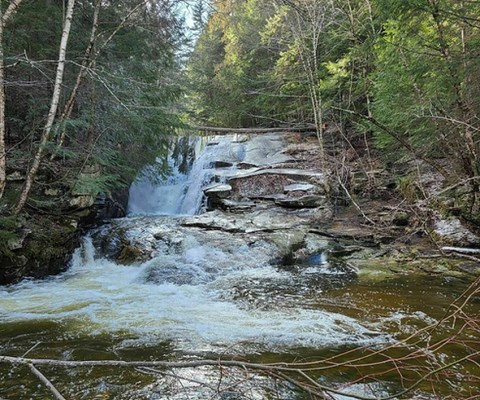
[[188, 125, 316, 134]]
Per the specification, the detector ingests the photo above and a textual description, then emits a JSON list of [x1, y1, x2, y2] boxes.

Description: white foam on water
[[329, 383, 394, 400], [0, 238, 386, 351]]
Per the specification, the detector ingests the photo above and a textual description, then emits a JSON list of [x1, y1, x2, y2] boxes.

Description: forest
[[0, 0, 479, 230], [0, 1, 479, 399], [187, 0, 480, 217]]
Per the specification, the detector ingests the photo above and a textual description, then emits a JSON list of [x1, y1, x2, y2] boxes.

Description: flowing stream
[[0, 135, 478, 399]]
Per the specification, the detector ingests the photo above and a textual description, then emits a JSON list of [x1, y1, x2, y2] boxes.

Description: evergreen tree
[[0, 0, 185, 212]]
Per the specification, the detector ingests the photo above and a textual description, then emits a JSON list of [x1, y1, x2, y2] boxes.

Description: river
[[0, 134, 478, 399]]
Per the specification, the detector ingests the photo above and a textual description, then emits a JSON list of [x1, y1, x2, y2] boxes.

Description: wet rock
[[304, 233, 330, 254], [93, 189, 129, 220], [143, 262, 212, 285], [271, 229, 308, 263], [329, 244, 364, 257], [237, 162, 258, 169], [310, 226, 379, 247], [276, 194, 327, 208], [284, 183, 315, 193], [209, 161, 234, 168], [183, 211, 242, 232], [117, 244, 150, 265], [217, 199, 256, 212], [0, 215, 80, 285]]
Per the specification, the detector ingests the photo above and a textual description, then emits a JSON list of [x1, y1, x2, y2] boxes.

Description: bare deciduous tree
[[280, 0, 338, 170]]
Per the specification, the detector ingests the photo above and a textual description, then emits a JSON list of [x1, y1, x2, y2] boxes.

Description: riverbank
[[2, 129, 479, 285], [0, 179, 129, 285]]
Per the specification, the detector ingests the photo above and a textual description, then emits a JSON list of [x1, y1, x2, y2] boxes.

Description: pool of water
[[1, 234, 478, 399]]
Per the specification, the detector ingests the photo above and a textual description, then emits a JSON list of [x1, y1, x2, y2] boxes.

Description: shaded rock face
[[230, 173, 293, 199], [91, 189, 130, 221], [0, 182, 129, 285], [0, 215, 80, 285]]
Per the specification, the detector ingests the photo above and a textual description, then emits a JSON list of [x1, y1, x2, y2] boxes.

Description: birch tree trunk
[[53, 0, 101, 156], [0, 0, 24, 200], [14, 0, 75, 213], [53, 0, 147, 156]]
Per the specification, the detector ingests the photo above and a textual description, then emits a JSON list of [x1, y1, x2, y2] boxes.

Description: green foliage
[[187, 0, 480, 212], [187, 0, 281, 127], [1, 0, 186, 211], [1, 0, 480, 215], [73, 172, 121, 197]]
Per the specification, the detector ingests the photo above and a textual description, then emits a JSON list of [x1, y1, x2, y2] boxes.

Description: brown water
[[0, 237, 479, 399]]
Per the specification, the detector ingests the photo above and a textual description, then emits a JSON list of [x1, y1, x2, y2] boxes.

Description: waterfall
[[127, 135, 240, 216]]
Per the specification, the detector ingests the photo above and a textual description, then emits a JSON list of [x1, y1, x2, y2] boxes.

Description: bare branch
[[28, 364, 66, 400]]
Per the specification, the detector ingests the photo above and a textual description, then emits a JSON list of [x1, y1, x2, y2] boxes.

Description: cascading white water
[[1, 132, 472, 400], [0, 235, 385, 352], [128, 135, 243, 216]]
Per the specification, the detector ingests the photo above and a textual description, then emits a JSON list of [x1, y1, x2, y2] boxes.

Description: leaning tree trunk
[[14, 0, 75, 213], [52, 0, 100, 156]]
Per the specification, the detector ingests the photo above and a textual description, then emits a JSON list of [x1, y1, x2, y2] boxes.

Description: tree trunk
[[53, 0, 100, 155], [14, 0, 75, 214], [53, 0, 147, 156], [0, 0, 24, 200]]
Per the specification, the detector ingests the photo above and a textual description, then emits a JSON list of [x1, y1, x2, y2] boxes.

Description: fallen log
[[441, 246, 480, 255], [187, 125, 316, 134]]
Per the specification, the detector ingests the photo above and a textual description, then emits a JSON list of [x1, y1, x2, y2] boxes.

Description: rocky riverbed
[[3, 130, 479, 286]]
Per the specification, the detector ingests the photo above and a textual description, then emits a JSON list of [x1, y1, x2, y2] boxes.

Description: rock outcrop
[[200, 133, 332, 217], [92, 133, 336, 278], [0, 181, 130, 285]]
